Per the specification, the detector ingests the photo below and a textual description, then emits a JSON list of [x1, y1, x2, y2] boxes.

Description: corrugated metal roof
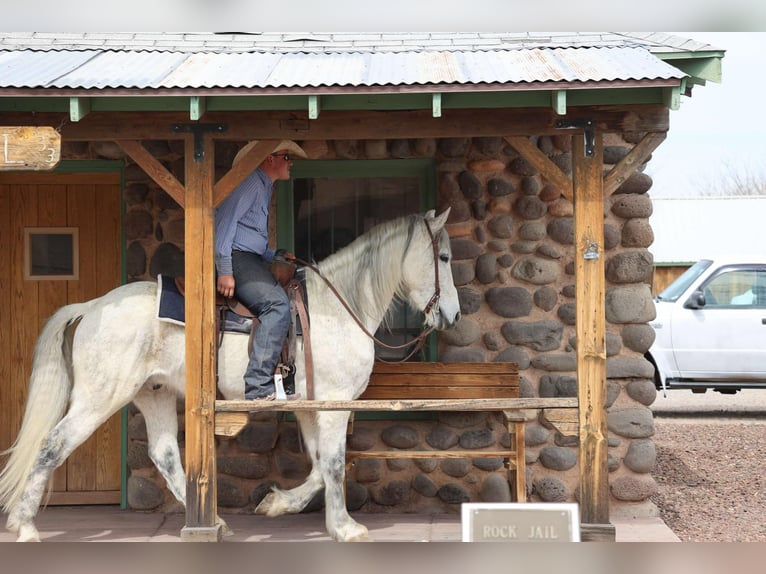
[[0, 32, 724, 54], [0, 46, 685, 91]]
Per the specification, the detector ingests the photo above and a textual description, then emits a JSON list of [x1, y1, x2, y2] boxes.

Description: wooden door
[[0, 171, 122, 505]]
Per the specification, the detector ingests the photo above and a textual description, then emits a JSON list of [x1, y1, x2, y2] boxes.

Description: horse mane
[[313, 213, 420, 323]]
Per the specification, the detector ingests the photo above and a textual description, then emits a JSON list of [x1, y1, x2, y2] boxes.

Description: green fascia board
[[275, 158, 435, 253], [0, 86, 679, 114], [655, 52, 724, 84]]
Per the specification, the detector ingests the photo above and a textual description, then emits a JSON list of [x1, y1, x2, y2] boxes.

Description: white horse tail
[[0, 301, 93, 513]]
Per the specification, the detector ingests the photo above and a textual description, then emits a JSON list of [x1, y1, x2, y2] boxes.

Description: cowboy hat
[[233, 139, 308, 166]]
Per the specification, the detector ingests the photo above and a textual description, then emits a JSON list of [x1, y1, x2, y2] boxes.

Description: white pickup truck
[[646, 257, 766, 394]]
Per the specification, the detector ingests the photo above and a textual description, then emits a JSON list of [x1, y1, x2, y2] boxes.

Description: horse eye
[[439, 254, 449, 263]]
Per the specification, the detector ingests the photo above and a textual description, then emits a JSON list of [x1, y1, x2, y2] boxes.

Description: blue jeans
[[232, 251, 290, 399]]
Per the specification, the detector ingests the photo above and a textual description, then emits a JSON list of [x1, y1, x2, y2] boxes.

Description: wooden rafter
[[212, 139, 278, 207], [504, 135, 574, 201], [603, 132, 667, 196], [116, 140, 186, 208]]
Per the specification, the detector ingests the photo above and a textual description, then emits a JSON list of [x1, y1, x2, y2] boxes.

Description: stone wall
[[62, 133, 659, 516]]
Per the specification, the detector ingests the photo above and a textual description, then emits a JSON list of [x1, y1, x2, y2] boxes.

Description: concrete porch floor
[[0, 506, 680, 543]]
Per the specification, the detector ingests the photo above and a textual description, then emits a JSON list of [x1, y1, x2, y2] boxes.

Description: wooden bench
[[346, 362, 526, 501], [215, 362, 579, 504]]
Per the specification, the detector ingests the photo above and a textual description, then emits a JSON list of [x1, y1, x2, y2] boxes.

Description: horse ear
[[429, 207, 450, 230], [424, 209, 436, 219]]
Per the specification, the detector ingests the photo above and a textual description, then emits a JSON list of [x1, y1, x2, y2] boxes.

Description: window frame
[[275, 158, 438, 361], [24, 226, 80, 281]]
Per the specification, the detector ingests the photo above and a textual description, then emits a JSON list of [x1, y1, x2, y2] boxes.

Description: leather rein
[[296, 218, 442, 363]]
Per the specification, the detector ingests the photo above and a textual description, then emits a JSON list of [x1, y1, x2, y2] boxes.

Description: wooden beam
[[212, 139, 278, 207], [308, 95, 319, 120], [603, 131, 667, 196], [69, 97, 90, 122], [572, 130, 610, 526], [180, 134, 221, 542], [115, 140, 186, 208], [190, 96, 206, 120], [552, 90, 566, 115], [432, 93, 442, 117], [504, 135, 574, 201], [4, 105, 671, 141]]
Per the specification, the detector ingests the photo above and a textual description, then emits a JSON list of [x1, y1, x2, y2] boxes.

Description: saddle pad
[[156, 275, 252, 334]]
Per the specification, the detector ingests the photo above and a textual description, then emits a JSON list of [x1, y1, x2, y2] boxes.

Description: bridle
[[296, 217, 443, 362]]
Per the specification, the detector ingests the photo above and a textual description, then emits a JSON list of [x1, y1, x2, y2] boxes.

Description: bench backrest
[[359, 362, 519, 400]]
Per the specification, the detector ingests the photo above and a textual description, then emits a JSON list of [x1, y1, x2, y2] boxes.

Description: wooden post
[[180, 134, 222, 541], [572, 131, 612, 532]]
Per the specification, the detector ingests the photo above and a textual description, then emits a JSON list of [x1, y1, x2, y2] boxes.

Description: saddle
[[173, 259, 313, 398]]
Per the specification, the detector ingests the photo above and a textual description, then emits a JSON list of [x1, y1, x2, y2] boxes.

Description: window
[[276, 159, 436, 360], [702, 267, 766, 308], [24, 227, 79, 280]]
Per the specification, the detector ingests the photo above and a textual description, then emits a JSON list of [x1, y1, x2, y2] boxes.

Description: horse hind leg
[[6, 410, 108, 542], [255, 411, 325, 516], [132, 388, 232, 537]]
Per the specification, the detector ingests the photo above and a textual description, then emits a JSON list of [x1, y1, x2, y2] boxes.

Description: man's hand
[[217, 274, 235, 298], [274, 249, 296, 263]]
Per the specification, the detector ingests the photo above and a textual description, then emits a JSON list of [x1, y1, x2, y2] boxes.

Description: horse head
[[402, 208, 461, 330]]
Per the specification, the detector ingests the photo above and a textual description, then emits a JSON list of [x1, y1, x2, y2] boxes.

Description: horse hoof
[[254, 493, 276, 516], [17, 523, 41, 542], [254, 492, 290, 517], [216, 517, 234, 537], [336, 523, 370, 542]]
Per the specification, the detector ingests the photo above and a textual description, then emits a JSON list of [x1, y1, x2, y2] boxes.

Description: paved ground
[[13, 386, 756, 545], [651, 387, 766, 417], [0, 506, 678, 543]]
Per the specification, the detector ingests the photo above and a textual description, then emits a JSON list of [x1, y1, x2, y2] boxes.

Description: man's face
[[269, 150, 293, 180]]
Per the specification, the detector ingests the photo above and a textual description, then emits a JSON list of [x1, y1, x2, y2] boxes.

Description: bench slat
[[215, 397, 577, 412], [359, 386, 518, 400], [370, 362, 518, 376], [347, 450, 517, 461]]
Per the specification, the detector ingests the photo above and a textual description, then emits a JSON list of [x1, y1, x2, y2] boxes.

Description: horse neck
[[313, 223, 409, 330]]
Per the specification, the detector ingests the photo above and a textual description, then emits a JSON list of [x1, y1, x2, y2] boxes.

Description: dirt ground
[[650, 414, 766, 542]]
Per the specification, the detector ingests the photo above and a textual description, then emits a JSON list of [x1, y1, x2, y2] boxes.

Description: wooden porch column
[[179, 134, 221, 541], [572, 131, 612, 532]]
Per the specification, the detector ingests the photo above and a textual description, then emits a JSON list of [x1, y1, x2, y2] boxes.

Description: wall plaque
[[1, 126, 61, 171], [461, 503, 580, 542]]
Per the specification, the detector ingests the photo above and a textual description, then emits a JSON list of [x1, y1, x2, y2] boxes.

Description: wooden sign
[[0, 126, 61, 171], [461, 503, 580, 542]]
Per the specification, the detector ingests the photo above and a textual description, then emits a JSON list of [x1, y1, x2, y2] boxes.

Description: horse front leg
[[317, 411, 369, 542], [132, 388, 233, 536]]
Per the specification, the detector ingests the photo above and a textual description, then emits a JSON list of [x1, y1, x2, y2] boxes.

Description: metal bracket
[[555, 118, 594, 157], [171, 123, 227, 162]]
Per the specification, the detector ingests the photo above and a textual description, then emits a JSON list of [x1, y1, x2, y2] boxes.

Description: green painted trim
[[190, 96, 205, 120], [0, 85, 685, 114], [656, 53, 723, 84], [552, 90, 567, 115], [664, 85, 682, 111], [69, 96, 90, 122], [51, 159, 124, 174], [432, 93, 442, 117], [308, 95, 320, 119], [51, 160, 129, 508], [276, 158, 436, 252]]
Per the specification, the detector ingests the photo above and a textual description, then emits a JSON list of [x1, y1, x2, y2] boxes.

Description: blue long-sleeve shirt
[[214, 168, 276, 276]]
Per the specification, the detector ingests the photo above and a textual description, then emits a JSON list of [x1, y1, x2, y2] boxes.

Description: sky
[[647, 32, 766, 198]]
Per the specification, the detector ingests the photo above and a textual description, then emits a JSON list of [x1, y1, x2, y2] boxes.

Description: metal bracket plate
[[555, 118, 594, 157], [171, 123, 227, 162]]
